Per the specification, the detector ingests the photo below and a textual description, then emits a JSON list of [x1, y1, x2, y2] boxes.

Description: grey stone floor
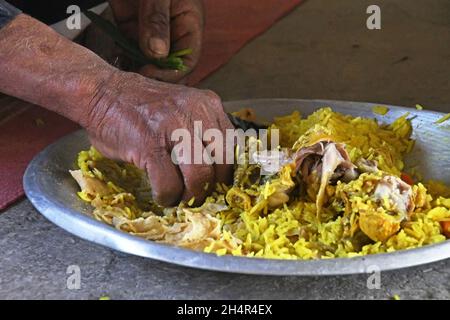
[[1, 0, 450, 299], [200, 0, 450, 112], [1, 201, 449, 300]]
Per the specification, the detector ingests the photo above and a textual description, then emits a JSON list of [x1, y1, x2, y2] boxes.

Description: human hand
[[85, 71, 233, 207], [109, 0, 204, 82]]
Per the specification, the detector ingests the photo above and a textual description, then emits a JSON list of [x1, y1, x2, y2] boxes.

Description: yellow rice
[[71, 107, 450, 260]]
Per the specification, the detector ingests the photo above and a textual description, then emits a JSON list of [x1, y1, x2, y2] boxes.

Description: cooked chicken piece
[[267, 191, 290, 208], [264, 180, 294, 209], [373, 175, 414, 217], [358, 175, 414, 242], [295, 142, 325, 179], [294, 141, 358, 214], [356, 158, 379, 174], [359, 211, 401, 242], [263, 164, 297, 209]]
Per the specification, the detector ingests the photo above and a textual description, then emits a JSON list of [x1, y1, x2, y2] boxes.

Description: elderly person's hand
[[86, 71, 233, 206], [0, 13, 231, 207], [108, 0, 204, 83]]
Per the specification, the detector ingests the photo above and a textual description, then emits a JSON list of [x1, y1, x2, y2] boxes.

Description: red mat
[[0, 0, 303, 210]]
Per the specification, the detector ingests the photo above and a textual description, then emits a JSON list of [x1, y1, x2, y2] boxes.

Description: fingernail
[[148, 38, 167, 56]]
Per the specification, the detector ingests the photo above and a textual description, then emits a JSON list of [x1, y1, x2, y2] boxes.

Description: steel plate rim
[[23, 99, 450, 276]]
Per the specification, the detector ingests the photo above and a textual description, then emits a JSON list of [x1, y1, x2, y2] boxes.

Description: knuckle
[[147, 11, 170, 31], [202, 89, 221, 103], [178, 13, 200, 28], [146, 144, 166, 158], [197, 91, 223, 115], [176, 0, 204, 26]]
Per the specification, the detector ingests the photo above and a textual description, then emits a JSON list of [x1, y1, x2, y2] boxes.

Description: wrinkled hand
[[86, 71, 233, 207], [108, 0, 204, 82]]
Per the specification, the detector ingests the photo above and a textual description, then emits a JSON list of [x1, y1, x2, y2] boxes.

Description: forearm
[[0, 13, 117, 126]]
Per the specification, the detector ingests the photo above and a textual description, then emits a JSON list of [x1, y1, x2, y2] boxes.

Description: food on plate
[[70, 107, 450, 259]]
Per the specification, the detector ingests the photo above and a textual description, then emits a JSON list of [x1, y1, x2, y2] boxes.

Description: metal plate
[[23, 99, 450, 275]]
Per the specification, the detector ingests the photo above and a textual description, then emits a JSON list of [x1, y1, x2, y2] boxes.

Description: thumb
[[139, 0, 171, 59]]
